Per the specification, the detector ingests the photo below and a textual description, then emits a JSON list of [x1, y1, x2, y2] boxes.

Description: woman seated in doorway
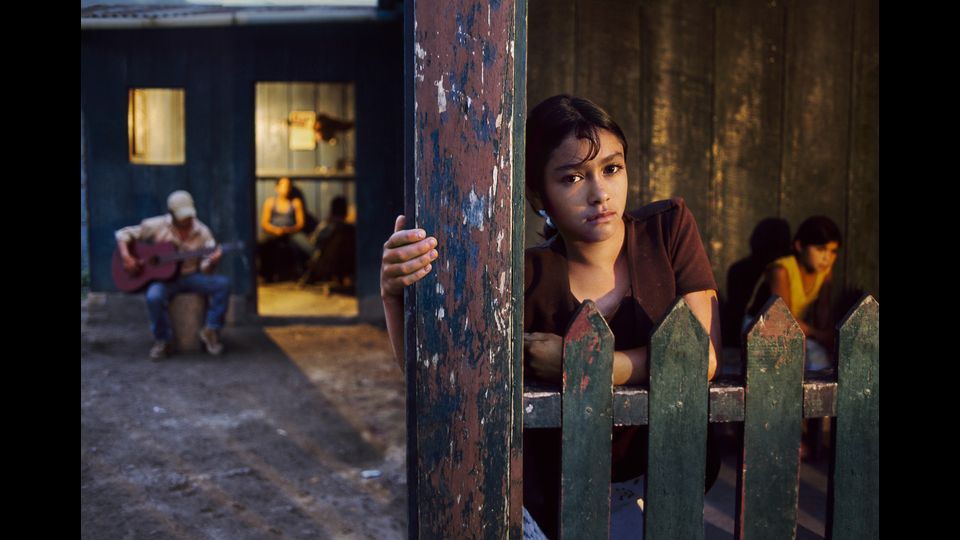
[[258, 177, 313, 282]]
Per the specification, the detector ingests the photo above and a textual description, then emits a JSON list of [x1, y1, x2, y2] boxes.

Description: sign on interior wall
[[288, 111, 317, 150]]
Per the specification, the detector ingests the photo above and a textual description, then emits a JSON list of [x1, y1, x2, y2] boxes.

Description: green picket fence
[[523, 294, 878, 539]]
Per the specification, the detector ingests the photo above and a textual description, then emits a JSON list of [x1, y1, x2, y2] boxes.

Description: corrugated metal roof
[[81, 4, 392, 29]]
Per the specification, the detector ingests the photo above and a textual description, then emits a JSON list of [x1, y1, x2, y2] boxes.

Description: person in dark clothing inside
[[298, 195, 356, 290]]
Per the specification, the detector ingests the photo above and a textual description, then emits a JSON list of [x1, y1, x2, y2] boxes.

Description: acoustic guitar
[[111, 241, 244, 293]]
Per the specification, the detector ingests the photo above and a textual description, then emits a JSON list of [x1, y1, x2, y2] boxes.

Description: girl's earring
[[537, 209, 554, 229]]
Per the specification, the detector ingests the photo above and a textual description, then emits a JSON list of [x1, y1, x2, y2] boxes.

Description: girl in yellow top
[[764, 216, 842, 371]]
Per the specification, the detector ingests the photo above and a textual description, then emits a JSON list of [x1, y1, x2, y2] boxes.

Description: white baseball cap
[[167, 190, 197, 220]]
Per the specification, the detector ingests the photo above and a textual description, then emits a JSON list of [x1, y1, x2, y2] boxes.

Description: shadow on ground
[[81, 295, 406, 540]]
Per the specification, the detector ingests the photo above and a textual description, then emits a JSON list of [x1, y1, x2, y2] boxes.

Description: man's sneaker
[[199, 327, 224, 356], [149, 341, 169, 361]]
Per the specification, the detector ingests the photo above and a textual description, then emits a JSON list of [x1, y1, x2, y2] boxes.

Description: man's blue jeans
[[145, 273, 230, 342]]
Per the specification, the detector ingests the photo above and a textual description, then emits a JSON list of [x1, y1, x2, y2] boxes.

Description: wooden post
[[736, 297, 804, 539], [404, 0, 525, 537], [559, 301, 614, 540], [646, 298, 710, 540], [829, 295, 879, 539]]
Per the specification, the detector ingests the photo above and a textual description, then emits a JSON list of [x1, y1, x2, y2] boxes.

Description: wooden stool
[[169, 293, 206, 353]]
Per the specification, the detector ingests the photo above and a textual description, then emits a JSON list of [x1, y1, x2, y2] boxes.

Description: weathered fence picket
[[646, 298, 711, 540], [559, 301, 615, 539], [736, 297, 805, 539], [830, 295, 879, 540]]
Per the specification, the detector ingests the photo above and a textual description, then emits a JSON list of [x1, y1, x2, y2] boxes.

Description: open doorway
[[254, 82, 358, 318]]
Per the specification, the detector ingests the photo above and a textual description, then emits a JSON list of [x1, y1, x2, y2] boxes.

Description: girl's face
[[797, 241, 840, 275], [541, 129, 628, 244]]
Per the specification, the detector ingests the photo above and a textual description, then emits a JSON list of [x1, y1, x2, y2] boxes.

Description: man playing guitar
[[115, 190, 230, 360]]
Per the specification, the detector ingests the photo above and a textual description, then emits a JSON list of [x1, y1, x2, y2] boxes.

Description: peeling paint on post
[[406, 0, 524, 537]]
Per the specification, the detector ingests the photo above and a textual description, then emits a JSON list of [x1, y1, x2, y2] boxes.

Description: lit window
[[128, 88, 185, 165]]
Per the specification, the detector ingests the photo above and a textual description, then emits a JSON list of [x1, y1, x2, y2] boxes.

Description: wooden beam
[[523, 380, 838, 428]]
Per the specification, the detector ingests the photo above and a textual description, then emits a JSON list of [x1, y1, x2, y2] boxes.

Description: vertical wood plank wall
[[525, 0, 879, 305]]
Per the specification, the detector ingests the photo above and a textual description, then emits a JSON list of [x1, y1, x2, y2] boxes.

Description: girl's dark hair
[[794, 216, 843, 248], [526, 95, 628, 234]]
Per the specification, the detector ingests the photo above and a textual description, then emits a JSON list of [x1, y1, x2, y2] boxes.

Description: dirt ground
[[81, 295, 407, 540]]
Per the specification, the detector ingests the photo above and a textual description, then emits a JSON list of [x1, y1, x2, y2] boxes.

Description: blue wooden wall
[[81, 19, 403, 322]]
